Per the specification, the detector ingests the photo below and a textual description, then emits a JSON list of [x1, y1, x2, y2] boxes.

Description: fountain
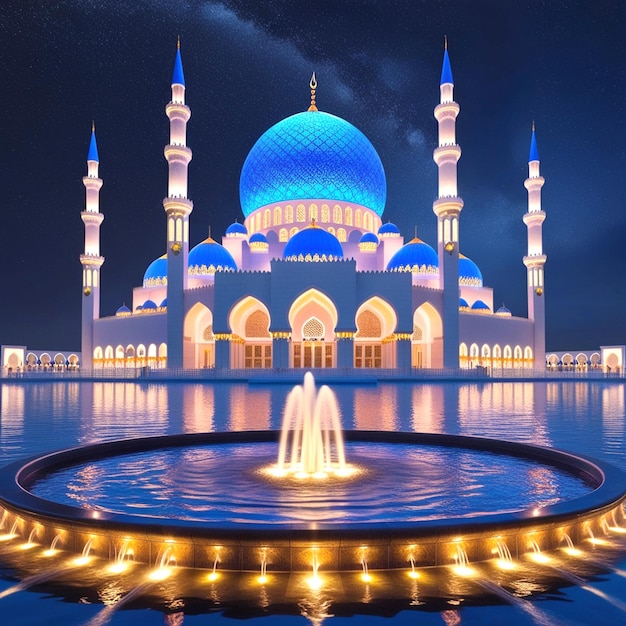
[[273, 372, 351, 478], [0, 372, 625, 588]]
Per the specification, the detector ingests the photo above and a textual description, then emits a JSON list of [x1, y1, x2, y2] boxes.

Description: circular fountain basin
[[0, 431, 625, 572]]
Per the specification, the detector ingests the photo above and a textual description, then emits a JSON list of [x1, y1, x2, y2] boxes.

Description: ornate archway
[[413, 302, 443, 368], [184, 302, 215, 368], [288, 289, 338, 368], [354, 296, 397, 368], [229, 297, 272, 369]]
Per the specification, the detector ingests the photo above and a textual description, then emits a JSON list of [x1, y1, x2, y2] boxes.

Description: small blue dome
[[283, 224, 344, 261], [459, 298, 469, 309], [359, 232, 379, 244], [189, 238, 238, 274], [386, 238, 439, 274], [143, 254, 167, 287], [160, 298, 167, 308], [226, 221, 248, 236], [115, 304, 131, 316], [142, 299, 157, 310], [496, 304, 512, 317], [471, 300, 490, 312], [240, 110, 386, 218], [378, 222, 400, 236], [249, 232, 268, 243], [459, 254, 483, 286]]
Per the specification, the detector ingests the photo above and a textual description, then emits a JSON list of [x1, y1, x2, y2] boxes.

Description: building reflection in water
[[410, 384, 445, 433], [353, 385, 398, 430], [227, 385, 271, 431], [0, 385, 25, 448], [602, 383, 625, 456]]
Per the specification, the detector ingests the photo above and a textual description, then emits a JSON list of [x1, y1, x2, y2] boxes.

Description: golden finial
[[177, 35, 181, 50], [208, 225, 212, 240], [310, 218, 317, 228], [91, 120, 95, 132], [444, 35, 448, 50], [414, 226, 418, 239], [532, 119, 535, 132], [308, 72, 318, 112]]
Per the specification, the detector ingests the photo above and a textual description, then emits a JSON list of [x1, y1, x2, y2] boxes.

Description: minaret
[[80, 122, 104, 370], [163, 38, 193, 369], [523, 123, 546, 367], [433, 38, 463, 369]]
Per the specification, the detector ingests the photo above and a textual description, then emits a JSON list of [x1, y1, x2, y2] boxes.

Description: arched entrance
[[354, 297, 397, 368], [184, 303, 215, 368], [229, 297, 272, 369], [289, 289, 337, 368], [412, 303, 443, 368]]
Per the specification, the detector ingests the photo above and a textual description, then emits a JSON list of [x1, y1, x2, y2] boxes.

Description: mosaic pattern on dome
[[240, 111, 386, 218]]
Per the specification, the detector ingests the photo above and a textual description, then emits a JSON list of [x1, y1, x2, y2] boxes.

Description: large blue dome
[[386, 238, 439, 274], [240, 110, 386, 218], [283, 225, 344, 261]]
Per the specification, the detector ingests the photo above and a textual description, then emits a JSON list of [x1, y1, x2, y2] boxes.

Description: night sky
[[1, 0, 625, 352]]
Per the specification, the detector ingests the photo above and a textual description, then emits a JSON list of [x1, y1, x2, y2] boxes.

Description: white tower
[[164, 39, 193, 369], [523, 123, 546, 367], [80, 123, 104, 370], [433, 39, 463, 369]]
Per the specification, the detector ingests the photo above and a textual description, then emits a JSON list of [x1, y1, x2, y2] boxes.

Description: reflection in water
[[182, 384, 214, 432], [0, 385, 25, 451], [603, 385, 625, 457], [411, 384, 445, 433], [229, 385, 271, 431], [353, 385, 398, 430]]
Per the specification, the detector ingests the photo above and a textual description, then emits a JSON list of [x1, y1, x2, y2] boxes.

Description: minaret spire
[[433, 39, 463, 368], [164, 39, 193, 368], [308, 72, 318, 111], [80, 122, 105, 369], [523, 122, 547, 367]]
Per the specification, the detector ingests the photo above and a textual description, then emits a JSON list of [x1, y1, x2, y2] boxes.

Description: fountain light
[[306, 574, 323, 590], [149, 566, 172, 581], [587, 537, 610, 546], [43, 534, 63, 557]]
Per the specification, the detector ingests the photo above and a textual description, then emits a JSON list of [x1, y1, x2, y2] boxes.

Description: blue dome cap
[[116, 304, 131, 316], [143, 254, 168, 287], [188, 238, 237, 274], [172, 44, 185, 86], [440, 47, 454, 85], [359, 232, 379, 244], [225, 221, 248, 236], [142, 299, 158, 310], [496, 304, 512, 317], [387, 238, 439, 274], [160, 298, 167, 307], [283, 224, 344, 261], [459, 253, 483, 286], [87, 125, 99, 162], [378, 222, 400, 235], [529, 125, 540, 162], [459, 298, 469, 308], [249, 232, 268, 243], [471, 300, 490, 312], [240, 110, 386, 218]]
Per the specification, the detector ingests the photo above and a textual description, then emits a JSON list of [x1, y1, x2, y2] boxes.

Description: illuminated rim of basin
[[1, 431, 625, 571]]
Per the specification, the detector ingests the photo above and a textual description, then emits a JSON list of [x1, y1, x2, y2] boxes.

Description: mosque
[[68, 41, 552, 373], [2, 40, 624, 376]]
